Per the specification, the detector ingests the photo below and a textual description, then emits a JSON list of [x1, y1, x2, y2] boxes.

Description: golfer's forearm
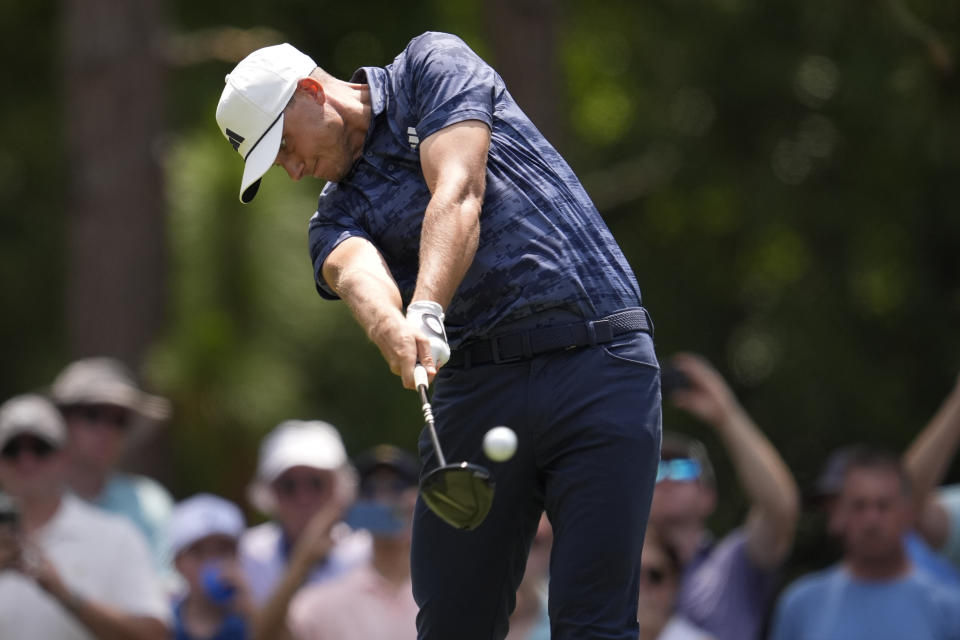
[[904, 384, 960, 504], [716, 408, 799, 529], [413, 193, 481, 308], [325, 237, 405, 341], [415, 119, 488, 309]]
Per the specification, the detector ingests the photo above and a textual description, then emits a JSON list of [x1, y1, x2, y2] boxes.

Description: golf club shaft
[[415, 365, 447, 467]]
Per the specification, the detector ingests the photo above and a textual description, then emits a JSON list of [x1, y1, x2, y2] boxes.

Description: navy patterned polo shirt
[[308, 31, 643, 347]]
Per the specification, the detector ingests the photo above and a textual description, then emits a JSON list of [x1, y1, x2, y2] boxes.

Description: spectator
[[811, 446, 960, 586], [651, 353, 800, 640], [903, 371, 960, 569], [637, 526, 715, 640], [288, 444, 419, 640], [240, 420, 369, 638], [51, 357, 175, 571], [769, 447, 960, 640], [0, 394, 169, 640], [170, 493, 253, 640]]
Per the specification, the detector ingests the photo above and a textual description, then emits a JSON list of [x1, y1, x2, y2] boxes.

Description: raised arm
[[903, 372, 960, 549], [412, 119, 489, 308], [669, 353, 800, 569]]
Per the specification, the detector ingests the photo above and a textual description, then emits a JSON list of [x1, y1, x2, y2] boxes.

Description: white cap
[[256, 420, 347, 482], [216, 43, 317, 203], [0, 394, 67, 450], [248, 420, 349, 514], [169, 493, 245, 556]]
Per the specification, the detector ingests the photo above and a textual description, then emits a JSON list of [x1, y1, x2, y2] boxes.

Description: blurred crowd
[[1, 354, 960, 639]]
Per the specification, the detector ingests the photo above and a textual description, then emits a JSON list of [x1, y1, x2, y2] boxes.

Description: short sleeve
[[308, 192, 375, 299], [404, 32, 495, 139], [937, 484, 960, 568]]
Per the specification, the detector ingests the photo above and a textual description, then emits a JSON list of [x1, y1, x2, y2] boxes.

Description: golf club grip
[[414, 365, 447, 467]]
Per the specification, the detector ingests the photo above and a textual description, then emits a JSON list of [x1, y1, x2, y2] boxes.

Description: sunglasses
[[64, 405, 131, 430], [1, 436, 55, 461], [656, 458, 702, 483], [273, 474, 330, 498], [640, 566, 669, 586]]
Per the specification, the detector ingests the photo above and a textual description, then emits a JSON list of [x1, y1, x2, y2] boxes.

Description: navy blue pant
[[412, 331, 662, 640]]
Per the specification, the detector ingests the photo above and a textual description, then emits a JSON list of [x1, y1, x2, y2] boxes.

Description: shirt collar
[[349, 66, 388, 159]]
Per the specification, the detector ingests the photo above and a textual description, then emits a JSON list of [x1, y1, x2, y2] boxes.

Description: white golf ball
[[483, 426, 517, 462]]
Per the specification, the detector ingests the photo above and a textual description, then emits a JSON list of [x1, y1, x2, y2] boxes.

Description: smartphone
[[660, 364, 691, 398], [0, 492, 19, 532], [345, 500, 408, 535]]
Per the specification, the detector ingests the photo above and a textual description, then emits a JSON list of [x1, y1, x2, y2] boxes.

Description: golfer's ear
[[297, 77, 323, 102]]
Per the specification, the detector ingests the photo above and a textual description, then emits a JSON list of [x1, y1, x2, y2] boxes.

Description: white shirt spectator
[[0, 494, 170, 640]]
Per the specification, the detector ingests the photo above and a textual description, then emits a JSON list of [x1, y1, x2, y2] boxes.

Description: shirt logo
[[407, 127, 420, 152], [226, 128, 245, 152]]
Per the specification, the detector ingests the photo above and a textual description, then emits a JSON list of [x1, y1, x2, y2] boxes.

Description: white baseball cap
[[256, 419, 347, 483], [169, 493, 245, 556], [248, 420, 349, 514], [0, 394, 67, 451], [216, 43, 317, 203]]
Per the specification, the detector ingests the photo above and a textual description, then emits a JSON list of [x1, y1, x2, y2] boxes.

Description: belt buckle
[[586, 319, 614, 344], [489, 334, 524, 364]]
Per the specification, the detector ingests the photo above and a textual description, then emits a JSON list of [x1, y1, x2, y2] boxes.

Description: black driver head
[[420, 462, 494, 531]]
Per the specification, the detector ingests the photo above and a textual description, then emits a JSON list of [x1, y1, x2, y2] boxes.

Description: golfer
[[216, 31, 661, 640]]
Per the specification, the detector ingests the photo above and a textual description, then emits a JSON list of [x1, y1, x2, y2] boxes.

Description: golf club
[[414, 364, 494, 531]]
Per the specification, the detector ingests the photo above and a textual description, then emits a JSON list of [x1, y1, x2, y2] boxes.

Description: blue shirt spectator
[[772, 447, 960, 640], [769, 565, 960, 640], [51, 357, 174, 573]]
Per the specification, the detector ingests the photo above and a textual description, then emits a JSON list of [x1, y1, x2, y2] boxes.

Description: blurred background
[[1, 0, 958, 571]]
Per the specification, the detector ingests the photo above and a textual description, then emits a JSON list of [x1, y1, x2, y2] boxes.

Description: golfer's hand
[[370, 312, 438, 389], [667, 353, 740, 427], [406, 300, 450, 367]]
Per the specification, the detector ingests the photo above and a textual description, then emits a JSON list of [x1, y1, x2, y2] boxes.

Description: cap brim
[[0, 427, 65, 451], [239, 113, 285, 203]]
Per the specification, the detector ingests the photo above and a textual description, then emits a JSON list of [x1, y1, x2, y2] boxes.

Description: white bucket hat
[[50, 357, 171, 422], [215, 43, 317, 203]]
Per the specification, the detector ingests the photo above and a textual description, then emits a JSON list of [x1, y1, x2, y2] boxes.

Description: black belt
[[448, 307, 653, 368]]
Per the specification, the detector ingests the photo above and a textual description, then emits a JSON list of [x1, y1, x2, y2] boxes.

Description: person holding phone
[[0, 394, 169, 640], [287, 445, 420, 640]]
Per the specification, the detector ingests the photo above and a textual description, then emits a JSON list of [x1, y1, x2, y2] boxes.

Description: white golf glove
[[406, 301, 450, 367]]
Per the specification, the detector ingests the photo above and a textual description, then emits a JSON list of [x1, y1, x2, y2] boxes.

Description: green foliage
[[2, 0, 959, 566], [0, 0, 66, 396]]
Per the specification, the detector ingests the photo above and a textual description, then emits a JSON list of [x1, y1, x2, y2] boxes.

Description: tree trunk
[[487, 0, 563, 147], [62, 0, 167, 369]]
